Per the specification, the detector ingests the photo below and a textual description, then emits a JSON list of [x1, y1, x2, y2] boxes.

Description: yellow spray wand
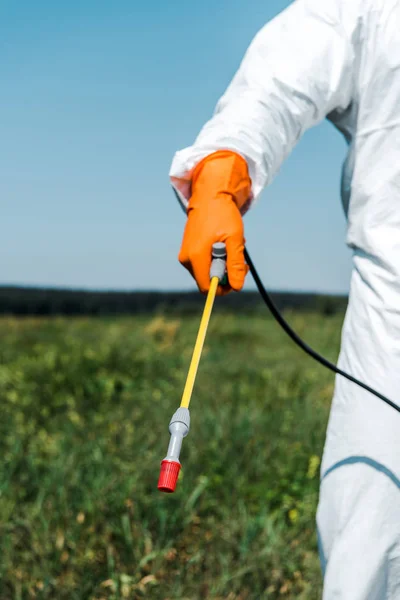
[[158, 243, 227, 493], [180, 275, 219, 410]]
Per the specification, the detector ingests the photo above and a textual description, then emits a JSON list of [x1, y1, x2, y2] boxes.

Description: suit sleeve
[[170, 0, 358, 210]]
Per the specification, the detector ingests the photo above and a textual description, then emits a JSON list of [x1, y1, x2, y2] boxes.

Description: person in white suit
[[170, 1, 400, 597]]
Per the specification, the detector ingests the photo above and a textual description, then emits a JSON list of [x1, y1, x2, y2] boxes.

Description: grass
[[0, 309, 344, 599]]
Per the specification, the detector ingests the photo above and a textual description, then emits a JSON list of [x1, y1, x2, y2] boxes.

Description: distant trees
[[0, 287, 348, 316]]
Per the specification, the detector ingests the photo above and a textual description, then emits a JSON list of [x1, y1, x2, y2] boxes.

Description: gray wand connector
[[158, 408, 191, 493], [210, 242, 227, 282]]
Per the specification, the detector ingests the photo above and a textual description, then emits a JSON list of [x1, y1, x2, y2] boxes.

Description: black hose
[[172, 187, 398, 413], [244, 247, 400, 414]]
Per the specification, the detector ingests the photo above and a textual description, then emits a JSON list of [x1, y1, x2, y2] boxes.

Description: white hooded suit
[[170, 1, 400, 597]]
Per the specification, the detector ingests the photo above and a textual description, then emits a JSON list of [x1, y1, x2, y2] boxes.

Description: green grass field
[[0, 310, 344, 599]]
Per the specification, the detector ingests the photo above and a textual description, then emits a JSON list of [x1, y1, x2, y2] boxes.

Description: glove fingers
[[179, 245, 211, 294], [180, 242, 247, 296], [225, 235, 248, 292], [179, 197, 248, 294]]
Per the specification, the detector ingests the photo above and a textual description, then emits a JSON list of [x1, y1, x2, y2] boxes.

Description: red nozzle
[[158, 460, 181, 493]]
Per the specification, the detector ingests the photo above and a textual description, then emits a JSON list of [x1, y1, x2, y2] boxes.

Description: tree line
[[0, 287, 348, 316]]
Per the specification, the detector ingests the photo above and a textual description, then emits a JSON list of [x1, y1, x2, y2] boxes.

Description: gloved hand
[[178, 150, 252, 295]]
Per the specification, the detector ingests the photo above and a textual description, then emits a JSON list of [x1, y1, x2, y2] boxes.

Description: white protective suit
[[170, 0, 400, 598]]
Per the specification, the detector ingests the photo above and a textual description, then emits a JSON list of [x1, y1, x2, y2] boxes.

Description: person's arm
[[172, 0, 360, 292]]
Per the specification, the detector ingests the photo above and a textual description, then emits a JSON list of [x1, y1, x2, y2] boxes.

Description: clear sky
[[0, 0, 352, 293]]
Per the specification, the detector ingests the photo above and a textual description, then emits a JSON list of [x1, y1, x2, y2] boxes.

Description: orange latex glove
[[178, 150, 252, 295]]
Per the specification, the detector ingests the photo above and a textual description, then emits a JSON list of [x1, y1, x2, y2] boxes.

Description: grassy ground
[[0, 309, 344, 599]]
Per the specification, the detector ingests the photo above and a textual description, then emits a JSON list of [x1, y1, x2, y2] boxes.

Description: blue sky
[[0, 0, 352, 293]]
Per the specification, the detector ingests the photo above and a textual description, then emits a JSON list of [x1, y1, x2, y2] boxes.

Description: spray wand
[[158, 236, 400, 494], [157, 242, 227, 493]]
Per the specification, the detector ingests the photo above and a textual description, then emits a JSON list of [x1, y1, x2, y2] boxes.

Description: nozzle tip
[[158, 460, 181, 493]]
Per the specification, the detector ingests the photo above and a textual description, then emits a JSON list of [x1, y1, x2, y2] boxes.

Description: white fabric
[[170, 0, 400, 597]]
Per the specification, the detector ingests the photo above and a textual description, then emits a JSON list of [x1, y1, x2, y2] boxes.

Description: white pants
[[317, 251, 400, 599]]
